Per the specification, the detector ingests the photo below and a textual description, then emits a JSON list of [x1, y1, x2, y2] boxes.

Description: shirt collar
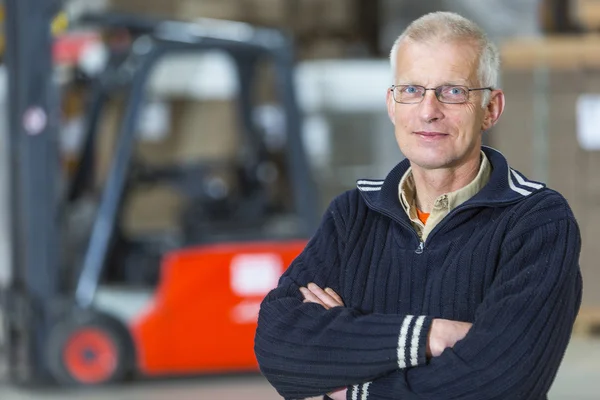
[[357, 147, 546, 227], [398, 150, 492, 216]]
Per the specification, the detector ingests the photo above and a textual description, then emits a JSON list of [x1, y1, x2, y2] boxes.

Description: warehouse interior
[[0, 0, 599, 398]]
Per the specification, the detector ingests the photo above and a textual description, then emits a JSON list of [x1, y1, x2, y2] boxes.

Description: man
[[254, 11, 582, 400]]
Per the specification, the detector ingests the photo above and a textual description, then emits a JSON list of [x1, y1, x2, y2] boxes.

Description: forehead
[[394, 39, 480, 85]]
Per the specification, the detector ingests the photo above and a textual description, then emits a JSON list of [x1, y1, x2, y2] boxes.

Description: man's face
[[386, 39, 503, 171]]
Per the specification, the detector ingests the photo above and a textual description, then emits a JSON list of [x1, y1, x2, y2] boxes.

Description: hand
[[300, 283, 345, 309], [427, 318, 473, 358], [327, 388, 348, 400]]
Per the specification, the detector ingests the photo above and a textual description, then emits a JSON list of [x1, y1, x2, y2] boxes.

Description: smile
[[414, 131, 449, 140]]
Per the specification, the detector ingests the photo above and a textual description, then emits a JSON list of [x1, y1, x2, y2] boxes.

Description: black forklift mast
[[4, 0, 63, 384], [73, 17, 320, 308]]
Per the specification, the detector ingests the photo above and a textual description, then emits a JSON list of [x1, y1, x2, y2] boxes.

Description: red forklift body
[[130, 240, 307, 375]]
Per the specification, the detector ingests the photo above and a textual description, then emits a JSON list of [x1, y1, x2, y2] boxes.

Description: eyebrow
[[441, 81, 470, 86], [394, 81, 471, 87]]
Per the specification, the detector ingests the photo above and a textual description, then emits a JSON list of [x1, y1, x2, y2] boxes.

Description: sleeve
[[358, 211, 582, 400], [254, 195, 433, 400]]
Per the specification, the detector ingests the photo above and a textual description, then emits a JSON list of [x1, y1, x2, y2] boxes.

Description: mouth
[[414, 131, 449, 140]]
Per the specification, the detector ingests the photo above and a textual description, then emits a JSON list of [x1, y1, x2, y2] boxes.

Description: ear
[[482, 89, 505, 131], [386, 87, 396, 125]]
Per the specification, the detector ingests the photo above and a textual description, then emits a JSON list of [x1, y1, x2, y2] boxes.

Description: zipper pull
[[415, 241, 424, 254]]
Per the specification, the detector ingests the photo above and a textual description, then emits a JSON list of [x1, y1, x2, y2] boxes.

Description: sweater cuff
[[397, 315, 432, 369], [348, 382, 371, 400], [346, 316, 431, 400]]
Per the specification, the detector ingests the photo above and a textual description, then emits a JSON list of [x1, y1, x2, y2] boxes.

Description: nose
[[419, 90, 444, 123]]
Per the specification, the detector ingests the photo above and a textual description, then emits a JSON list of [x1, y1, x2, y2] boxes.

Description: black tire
[[46, 310, 136, 386]]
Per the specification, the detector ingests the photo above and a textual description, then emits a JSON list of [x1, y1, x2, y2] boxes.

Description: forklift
[[2, 3, 319, 387]]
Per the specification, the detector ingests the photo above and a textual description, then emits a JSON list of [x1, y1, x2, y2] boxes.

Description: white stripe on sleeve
[[410, 316, 426, 366], [351, 384, 359, 400], [361, 382, 371, 400], [397, 315, 414, 369]]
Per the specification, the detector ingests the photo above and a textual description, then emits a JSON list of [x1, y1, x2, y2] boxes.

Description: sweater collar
[[356, 146, 546, 215]]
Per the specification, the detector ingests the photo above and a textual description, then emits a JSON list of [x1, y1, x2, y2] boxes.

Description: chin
[[402, 148, 454, 170], [409, 158, 452, 170]]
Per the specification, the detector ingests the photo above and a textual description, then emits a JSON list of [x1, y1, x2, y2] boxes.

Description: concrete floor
[[0, 337, 598, 400]]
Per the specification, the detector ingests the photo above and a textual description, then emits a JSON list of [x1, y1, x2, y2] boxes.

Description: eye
[[404, 85, 419, 94], [446, 86, 467, 96]]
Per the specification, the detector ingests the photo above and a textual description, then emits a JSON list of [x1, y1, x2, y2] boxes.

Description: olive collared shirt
[[398, 151, 492, 241]]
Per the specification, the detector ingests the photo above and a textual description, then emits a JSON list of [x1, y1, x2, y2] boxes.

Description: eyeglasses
[[390, 84, 493, 104]]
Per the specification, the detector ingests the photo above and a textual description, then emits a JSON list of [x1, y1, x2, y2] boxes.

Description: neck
[[411, 155, 481, 212]]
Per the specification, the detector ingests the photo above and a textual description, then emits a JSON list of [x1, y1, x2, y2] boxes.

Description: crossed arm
[[300, 283, 472, 400], [300, 283, 472, 359]]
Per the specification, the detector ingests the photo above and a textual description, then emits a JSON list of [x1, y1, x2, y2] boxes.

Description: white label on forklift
[[231, 300, 262, 324], [577, 94, 600, 150], [230, 254, 283, 296]]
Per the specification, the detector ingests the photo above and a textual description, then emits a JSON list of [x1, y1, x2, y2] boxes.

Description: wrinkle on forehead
[[394, 39, 480, 87]]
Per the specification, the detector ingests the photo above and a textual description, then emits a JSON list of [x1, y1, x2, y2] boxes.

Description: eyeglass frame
[[389, 84, 494, 104]]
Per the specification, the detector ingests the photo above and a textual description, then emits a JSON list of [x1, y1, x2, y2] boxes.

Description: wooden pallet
[[573, 308, 600, 336]]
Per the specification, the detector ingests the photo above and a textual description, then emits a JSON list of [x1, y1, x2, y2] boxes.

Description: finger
[[308, 283, 342, 309], [457, 322, 473, 337], [324, 287, 345, 306], [300, 287, 328, 308], [323, 288, 344, 307]]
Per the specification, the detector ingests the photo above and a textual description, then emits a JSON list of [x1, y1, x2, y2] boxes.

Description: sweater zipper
[[364, 198, 525, 255], [415, 241, 424, 254]]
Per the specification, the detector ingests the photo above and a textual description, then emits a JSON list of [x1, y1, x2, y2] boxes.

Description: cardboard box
[[109, 0, 365, 62], [490, 36, 600, 306], [298, 38, 348, 60], [500, 35, 600, 70], [244, 0, 288, 27], [122, 185, 184, 234], [291, 0, 357, 35], [109, 0, 179, 17], [96, 97, 239, 234], [175, 0, 243, 22], [136, 99, 239, 165], [111, 0, 288, 26], [575, 0, 600, 30], [96, 95, 125, 188]]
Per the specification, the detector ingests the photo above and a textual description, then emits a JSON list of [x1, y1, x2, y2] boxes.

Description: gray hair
[[389, 12, 500, 106]]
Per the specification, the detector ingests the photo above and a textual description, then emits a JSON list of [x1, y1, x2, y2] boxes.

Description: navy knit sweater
[[254, 146, 582, 400]]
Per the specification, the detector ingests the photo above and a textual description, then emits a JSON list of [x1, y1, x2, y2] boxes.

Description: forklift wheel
[[46, 311, 135, 386]]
